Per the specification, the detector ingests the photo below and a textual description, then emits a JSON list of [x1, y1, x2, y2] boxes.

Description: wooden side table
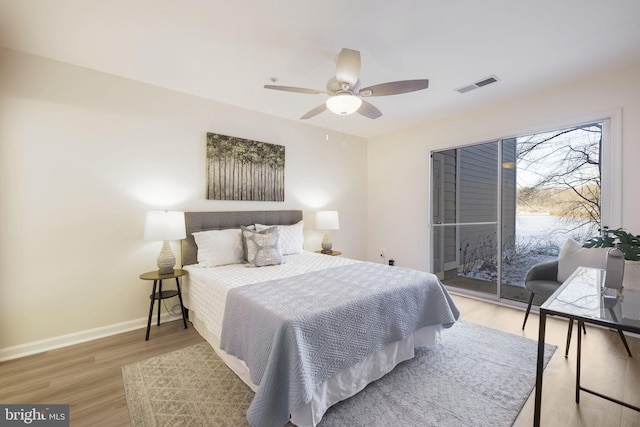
[[139, 269, 188, 340], [315, 250, 342, 256]]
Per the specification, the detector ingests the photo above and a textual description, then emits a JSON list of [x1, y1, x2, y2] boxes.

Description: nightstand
[[315, 250, 342, 256], [139, 269, 188, 340]]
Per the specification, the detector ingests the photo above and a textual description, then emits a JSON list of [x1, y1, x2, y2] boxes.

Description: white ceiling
[[1, 0, 639, 139]]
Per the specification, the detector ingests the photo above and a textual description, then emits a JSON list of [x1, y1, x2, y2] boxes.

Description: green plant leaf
[[582, 228, 640, 260]]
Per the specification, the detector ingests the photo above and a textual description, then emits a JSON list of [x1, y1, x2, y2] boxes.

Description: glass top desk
[[534, 266, 640, 427]]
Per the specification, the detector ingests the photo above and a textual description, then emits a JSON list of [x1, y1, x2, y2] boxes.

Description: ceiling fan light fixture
[[264, 48, 430, 120], [326, 94, 362, 115]]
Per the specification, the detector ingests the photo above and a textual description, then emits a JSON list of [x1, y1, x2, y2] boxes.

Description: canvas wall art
[[206, 132, 285, 201]]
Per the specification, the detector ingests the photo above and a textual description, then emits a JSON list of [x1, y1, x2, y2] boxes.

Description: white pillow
[[192, 229, 244, 267], [557, 238, 609, 282], [242, 227, 282, 267], [255, 220, 304, 255]]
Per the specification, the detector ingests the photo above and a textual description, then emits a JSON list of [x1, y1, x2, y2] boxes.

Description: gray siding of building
[[458, 143, 499, 272], [433, 140, 516, 278]]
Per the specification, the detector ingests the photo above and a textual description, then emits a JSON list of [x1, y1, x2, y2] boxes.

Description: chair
[[522, 248, 631, 357], [521, 259, 562, 330]]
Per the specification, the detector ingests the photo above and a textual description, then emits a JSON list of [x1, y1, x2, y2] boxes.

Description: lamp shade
[[316, 211, 340, 230], [144, 211, 186, 241], [326, 94, 362, 115]]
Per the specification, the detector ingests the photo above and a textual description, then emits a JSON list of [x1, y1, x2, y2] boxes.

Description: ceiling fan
[[264, 48, 429, 120]]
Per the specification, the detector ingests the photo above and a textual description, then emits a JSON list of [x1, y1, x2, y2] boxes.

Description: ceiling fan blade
[[264, 85, 324, 95], [335, 48, 361, 88], [359, 79, 429, 97], [300, 104, 327, 119], [357, 100, 382, 119]]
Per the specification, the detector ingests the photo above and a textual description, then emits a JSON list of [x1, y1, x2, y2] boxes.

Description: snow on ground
[[463, 214, 597, 287]]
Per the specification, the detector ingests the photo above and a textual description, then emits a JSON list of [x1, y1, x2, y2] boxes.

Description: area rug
[[122, 321, 556, 427]]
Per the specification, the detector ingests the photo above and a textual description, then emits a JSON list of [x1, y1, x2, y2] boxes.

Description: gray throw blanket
[[220, 262, 460, 427]]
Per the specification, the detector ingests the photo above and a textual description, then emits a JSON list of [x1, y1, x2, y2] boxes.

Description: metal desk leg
[[608, 308, 633, 357], [534, 310, 547, 427], [565, 318, 573, 357], [145, 279, 158, 341], [576, 319, 582, 403], [175, 277, 188, 329]]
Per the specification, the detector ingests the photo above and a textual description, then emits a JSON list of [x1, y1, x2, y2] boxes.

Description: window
[[430, 118, 618, 305]]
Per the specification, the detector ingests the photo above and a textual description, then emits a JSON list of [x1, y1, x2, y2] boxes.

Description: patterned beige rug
[[122, 321, 555, 427]]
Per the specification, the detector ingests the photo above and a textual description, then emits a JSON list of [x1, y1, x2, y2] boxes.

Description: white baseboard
[[0, 312, 183, 362]]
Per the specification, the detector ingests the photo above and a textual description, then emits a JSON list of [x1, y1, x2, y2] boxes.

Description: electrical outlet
[[380, 248, 385, 258]]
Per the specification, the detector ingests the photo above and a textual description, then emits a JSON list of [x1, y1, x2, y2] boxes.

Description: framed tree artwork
[[206, 132, 285, 201]]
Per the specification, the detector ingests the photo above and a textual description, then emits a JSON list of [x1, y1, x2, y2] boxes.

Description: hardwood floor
[[1, 295, 640, 426], [0, 321, 205, 427]]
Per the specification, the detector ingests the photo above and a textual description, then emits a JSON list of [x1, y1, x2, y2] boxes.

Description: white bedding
[[183, 251, 360, 338], [183, 251, 443, 426]]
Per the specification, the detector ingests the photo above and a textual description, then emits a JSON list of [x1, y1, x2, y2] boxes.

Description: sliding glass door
[[431, 121, 606, 305]]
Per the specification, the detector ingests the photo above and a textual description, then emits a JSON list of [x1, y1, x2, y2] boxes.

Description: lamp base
[[157, 240, 176, 275], [321, 231, 333, 253]]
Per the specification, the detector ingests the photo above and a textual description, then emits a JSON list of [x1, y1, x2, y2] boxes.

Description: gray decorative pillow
[[242, 227, 282, 267], [240, 225, 256, 261]]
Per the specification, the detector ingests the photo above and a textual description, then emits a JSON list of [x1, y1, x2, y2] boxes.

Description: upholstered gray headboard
[[181, 210, 303, 266]]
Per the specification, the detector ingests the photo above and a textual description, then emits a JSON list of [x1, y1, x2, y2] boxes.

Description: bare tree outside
[[502, 122, 602, 287], [517, 122, 601, 236]]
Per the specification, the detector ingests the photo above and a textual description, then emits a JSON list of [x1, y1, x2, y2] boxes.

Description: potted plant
[[583, 227, 640, 289]]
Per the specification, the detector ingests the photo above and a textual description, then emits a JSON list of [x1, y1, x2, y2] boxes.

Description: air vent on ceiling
[[455, 75, 500, 94]]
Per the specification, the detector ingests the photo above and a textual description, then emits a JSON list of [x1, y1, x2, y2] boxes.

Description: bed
[[180, 210, 459, 427]]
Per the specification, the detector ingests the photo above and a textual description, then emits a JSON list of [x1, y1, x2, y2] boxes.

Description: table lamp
[[316, 210, 339, 253], [144, 211, 186, 274]]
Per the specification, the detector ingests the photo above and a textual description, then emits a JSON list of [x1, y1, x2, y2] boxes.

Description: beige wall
[[0, 49, 368, 354], [367, 63, 640, 271]]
